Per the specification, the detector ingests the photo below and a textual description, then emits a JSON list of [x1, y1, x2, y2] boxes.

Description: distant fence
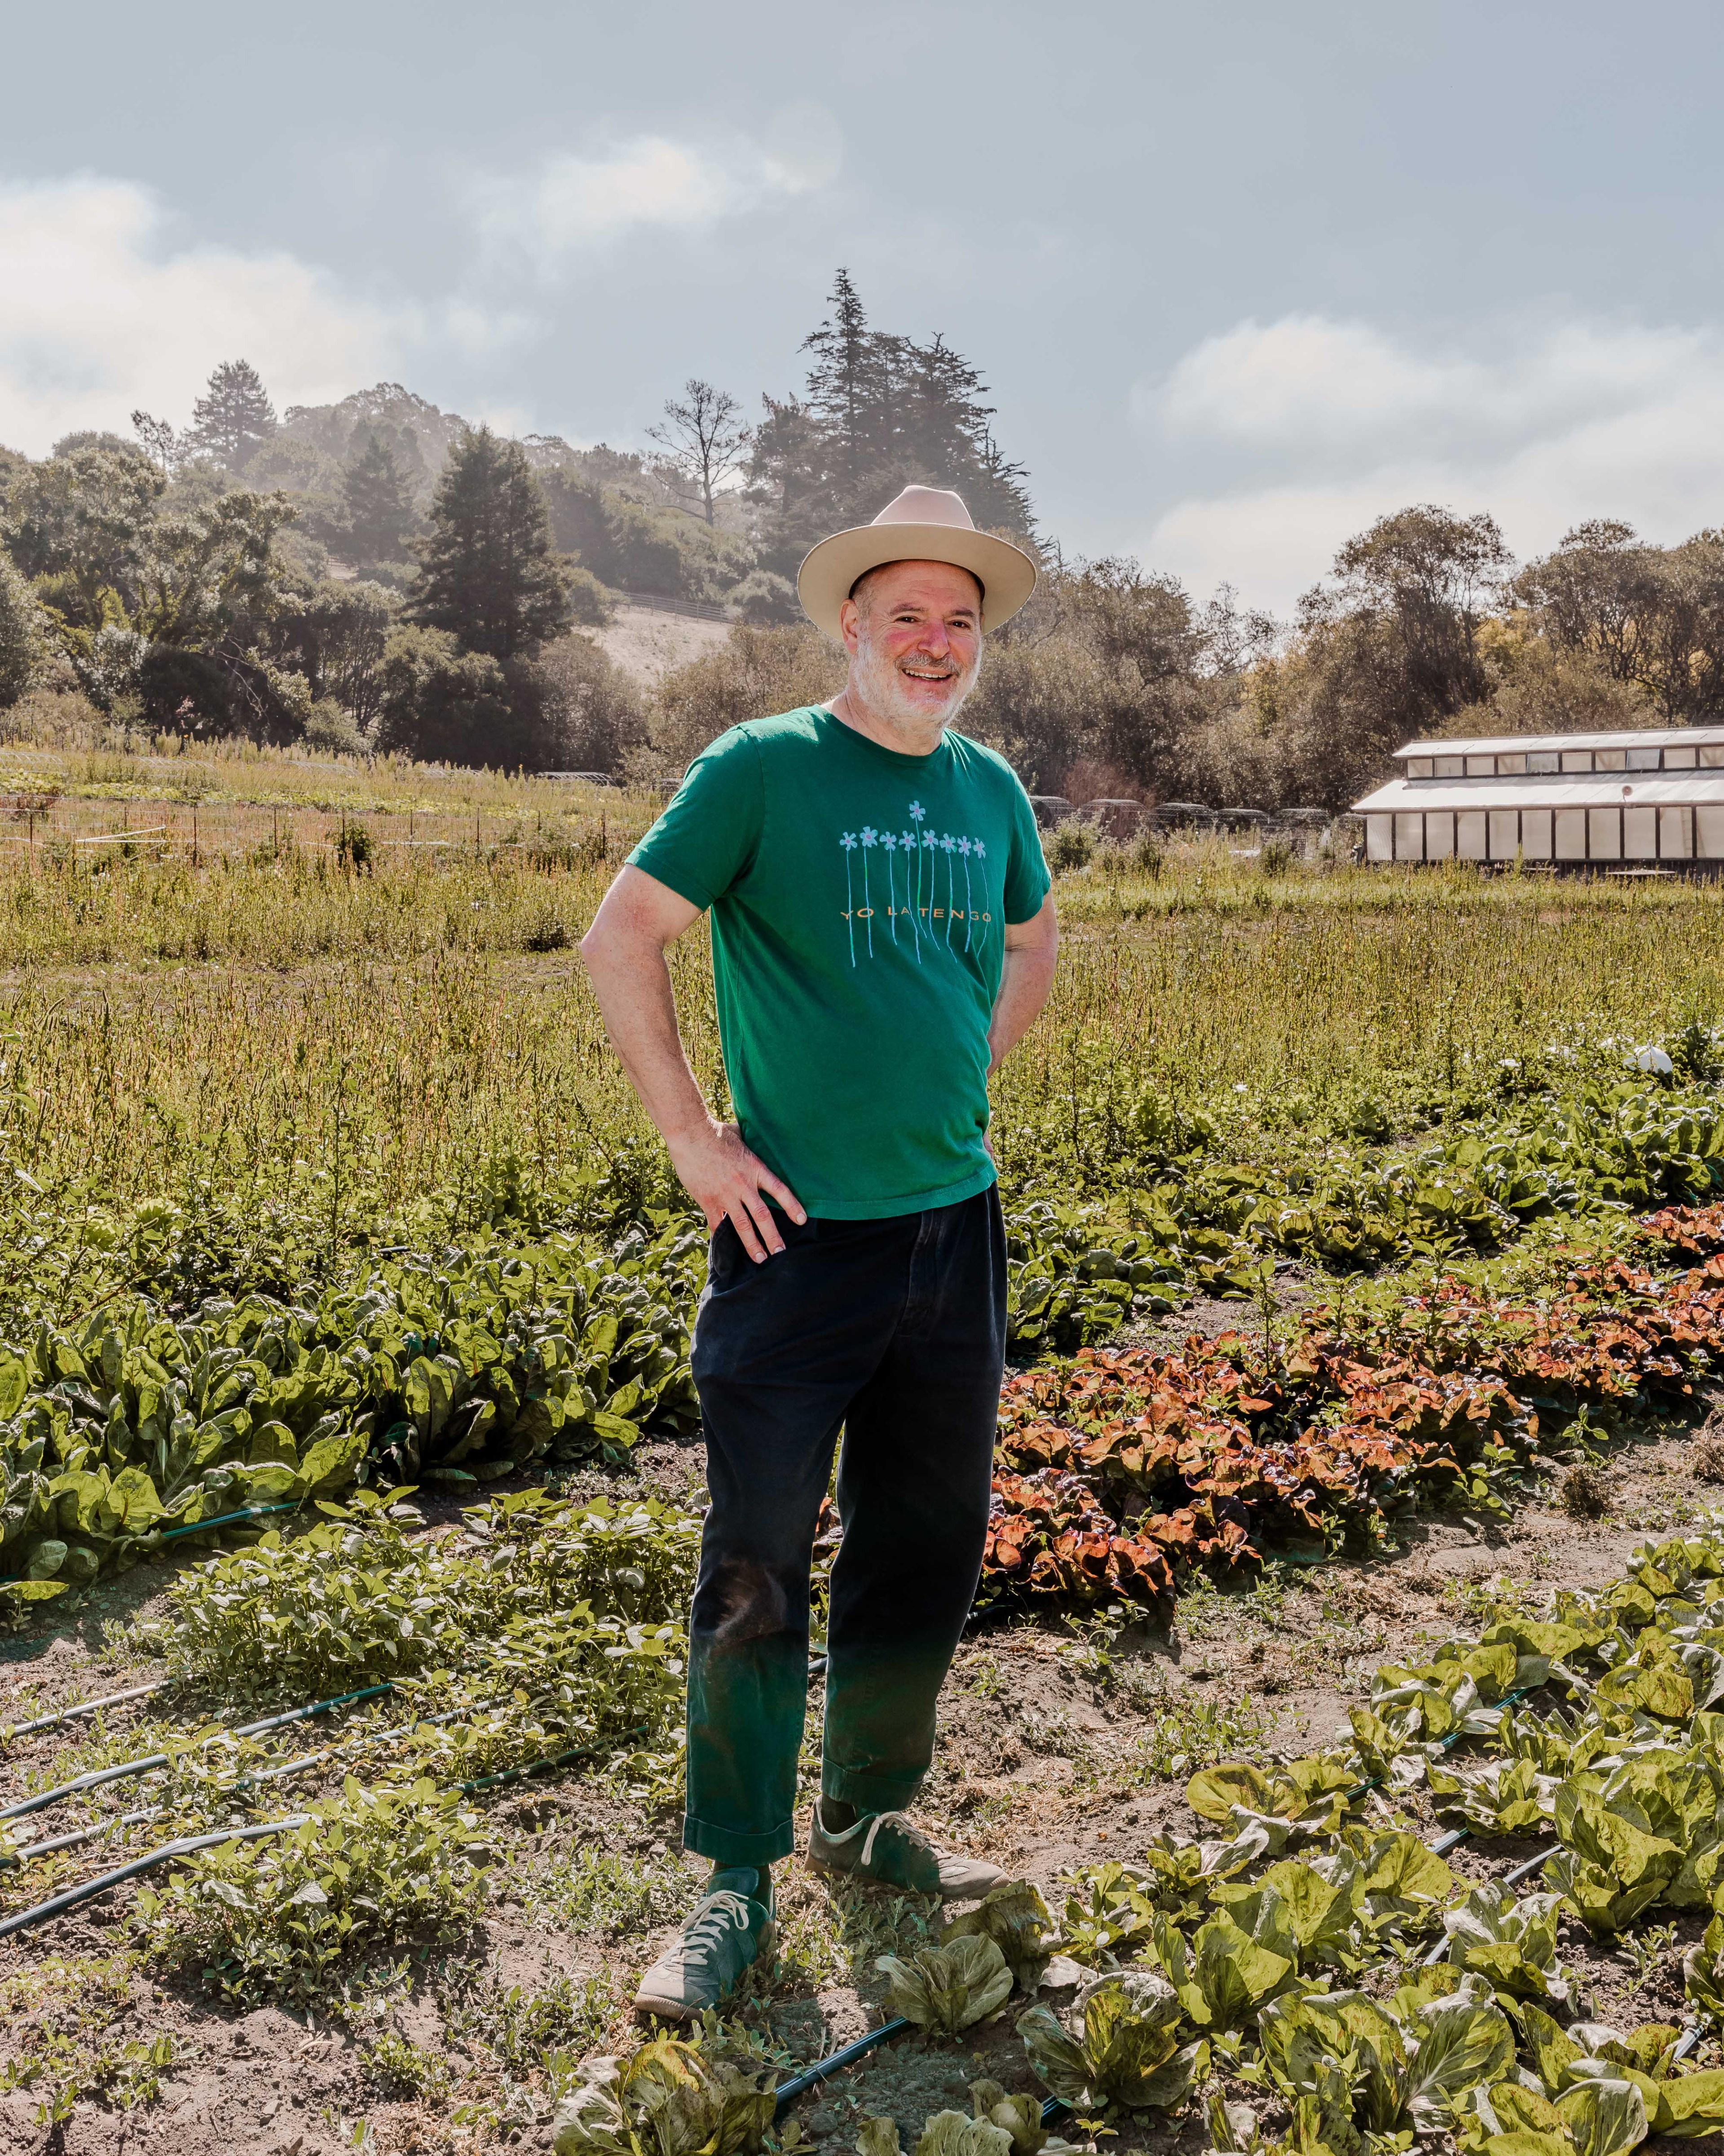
[[613, 590, 732, 623]]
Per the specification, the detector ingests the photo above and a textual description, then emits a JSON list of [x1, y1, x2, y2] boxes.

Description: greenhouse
[[1352, 725, 1724, 868]]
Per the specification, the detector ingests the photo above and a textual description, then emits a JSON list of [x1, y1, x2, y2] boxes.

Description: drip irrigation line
[[767, 2015, 1071, 2131], [1675, 2025, 1704, 2063], [156, 1501, 303, 1544], [1499, 1846, 1558, 1887], [772, 2019, 914, 2116], [4, 1679, 175, 1742], [1343, 1681, 1542, 1810], [0, 1721, 643, 1938], [0, 1681, 395, 1825], [458, 1725, 646, 1797], [0, 1500, 306, 1593], [1420, 1843, 1558, 1966], [2, 1701, 482, 1871], [0, 1814, 313, 1940], [4, 1802, 163, 1868]]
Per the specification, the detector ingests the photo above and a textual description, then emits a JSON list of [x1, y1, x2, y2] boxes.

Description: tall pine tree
[[343, 435, 418, 565], [186, 360, 278, 470], [800, 269, 891, 492], [750, 271, 1034, 573], [409, 427, 568, 660]]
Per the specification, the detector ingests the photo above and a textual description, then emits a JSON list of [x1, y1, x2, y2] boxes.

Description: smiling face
[[839, 559, 984, 741]]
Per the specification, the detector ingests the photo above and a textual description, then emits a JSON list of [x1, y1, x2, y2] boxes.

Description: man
[[579, 485, 1060, 2019]]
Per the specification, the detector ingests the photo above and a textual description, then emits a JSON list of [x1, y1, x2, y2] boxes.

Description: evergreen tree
[[342, 435, 418, 564], [409, 427, 569, 660], [186, 360, 278, 470], [750, 271, 1035, 573], [800, 269, 891, 490]]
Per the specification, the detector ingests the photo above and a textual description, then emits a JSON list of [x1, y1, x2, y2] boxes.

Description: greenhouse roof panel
[[1392, 725, 1724, 758], [1353, 776, 1724, 812]]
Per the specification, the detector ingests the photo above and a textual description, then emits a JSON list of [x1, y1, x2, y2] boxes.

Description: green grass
[[3, 837, 1722, 1241]]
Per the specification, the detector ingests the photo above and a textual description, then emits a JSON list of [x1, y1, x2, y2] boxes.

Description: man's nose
[[916, 620, 953, 658]]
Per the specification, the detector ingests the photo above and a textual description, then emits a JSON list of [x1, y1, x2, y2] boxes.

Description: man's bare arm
[[988, 892, 1059, 1075], [579, 864, 806, 1263]]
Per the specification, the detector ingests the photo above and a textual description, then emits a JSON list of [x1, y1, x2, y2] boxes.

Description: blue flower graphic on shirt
[[859, 828, 878, 955], [881, 831, 901, 945], [835, 803, 992, 965], [839, 833, 857, 964], [895, 830, 922, 957]]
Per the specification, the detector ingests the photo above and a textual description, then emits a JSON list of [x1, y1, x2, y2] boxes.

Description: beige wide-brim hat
[[796, 485, 1037, 641]]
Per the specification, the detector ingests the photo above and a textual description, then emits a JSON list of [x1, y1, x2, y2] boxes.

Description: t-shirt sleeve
[[1001, 773, 1052, 923], [626, 728, 764, 911]]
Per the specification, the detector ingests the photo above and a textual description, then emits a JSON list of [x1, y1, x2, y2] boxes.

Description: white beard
[[851, 619, 981, 731]]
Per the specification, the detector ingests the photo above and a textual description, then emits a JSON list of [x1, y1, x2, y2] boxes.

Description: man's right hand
[[668, 1119, 807, 1263]]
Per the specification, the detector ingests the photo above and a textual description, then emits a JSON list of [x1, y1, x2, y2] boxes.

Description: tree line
[[3, 271, 1724, 803]]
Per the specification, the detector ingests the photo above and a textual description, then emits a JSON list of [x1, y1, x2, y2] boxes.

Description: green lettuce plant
[[1016, 1970, 1203, 2112], [875, 1935, 1014, 2035], [552, 2038, 774, 2156]]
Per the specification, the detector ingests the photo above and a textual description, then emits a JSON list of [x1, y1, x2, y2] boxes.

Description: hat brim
[[796, 522, 1037, 641]]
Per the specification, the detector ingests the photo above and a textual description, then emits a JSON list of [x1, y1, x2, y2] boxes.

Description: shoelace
[[675, 1889, 758, 1962], [859, 1809, 929, 1869]]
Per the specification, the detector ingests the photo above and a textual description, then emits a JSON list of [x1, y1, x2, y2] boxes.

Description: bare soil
[[591, 604, 732, 689], [1, 1395, 1718, 2154]]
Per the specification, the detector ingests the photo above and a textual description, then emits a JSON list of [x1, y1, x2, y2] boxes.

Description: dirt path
[[591, 603, 732, 688]]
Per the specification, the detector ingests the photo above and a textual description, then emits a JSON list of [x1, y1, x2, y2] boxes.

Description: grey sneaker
[[807, 1807, 1005, 1901], [632, 1877, 775, 2021]]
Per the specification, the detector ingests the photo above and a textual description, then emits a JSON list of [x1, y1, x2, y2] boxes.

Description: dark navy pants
[[682, 1186, 1007, 1867]]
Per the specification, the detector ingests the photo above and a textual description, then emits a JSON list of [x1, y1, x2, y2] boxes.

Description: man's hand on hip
[[670, 1119, 807, 1264]]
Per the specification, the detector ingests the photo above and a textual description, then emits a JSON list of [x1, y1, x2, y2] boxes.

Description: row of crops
[[982, 1202, 1724, 1612], [553, 1524, 1724, 2156], [14, 1473, 1724, 2156], [9, 1043, 1724, 1607]]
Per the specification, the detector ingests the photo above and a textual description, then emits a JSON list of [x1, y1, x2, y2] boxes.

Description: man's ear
[[838, 596, 863, 656]]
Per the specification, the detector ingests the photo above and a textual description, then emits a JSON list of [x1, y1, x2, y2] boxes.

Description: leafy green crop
[[876, 1934, 1015, 2034], [1017, 1969, 1203, 2113], [132, 1775, 488, 2006], [551, 2037, 775, 2156], [145, 1486, 700, 1710]]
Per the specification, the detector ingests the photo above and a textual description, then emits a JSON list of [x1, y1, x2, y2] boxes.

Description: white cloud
[[1133, 312, 1724, 611], [468, 111, 842, 261], [0, 175, 420, 454]]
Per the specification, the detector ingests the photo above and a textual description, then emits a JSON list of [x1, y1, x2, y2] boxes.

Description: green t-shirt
[[627, 706, 1051, 1219]]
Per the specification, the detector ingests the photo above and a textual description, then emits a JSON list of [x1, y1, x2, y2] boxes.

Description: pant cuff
[[682, 1811, 796, 1867], [820, 1765, 925, 1814]]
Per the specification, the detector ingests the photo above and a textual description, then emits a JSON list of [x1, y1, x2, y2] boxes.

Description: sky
[[5, 0, 1724, 611]]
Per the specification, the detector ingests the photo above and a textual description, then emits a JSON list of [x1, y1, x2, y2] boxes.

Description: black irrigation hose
[[0, 1681, 395, 1825], [1419, 1842, 1560, 1967], [0, 1700, 480, 1871], [3, 1801, 165, 1869], [0, 1814, 313, 1939], [1343, 1681, 1542, 1811], [0, 1501, 305, 1592], [458, 1727, 647, 1797], [770, 2017, 1073, 2130], [154, 1502, 304, 1545], [3, 1679, 176, 1742], [0, 1725, 644, 1938], [772, 2019, 914, 2117]]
